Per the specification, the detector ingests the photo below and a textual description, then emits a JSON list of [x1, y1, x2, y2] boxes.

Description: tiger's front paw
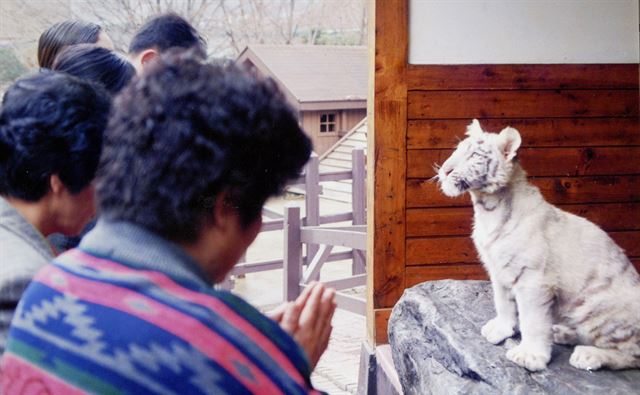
[[506, 343, 551, 371], [569, 346, 603, 371], [481, 317, 516, 344]]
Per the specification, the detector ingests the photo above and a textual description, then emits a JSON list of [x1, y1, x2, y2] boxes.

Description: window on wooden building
[[320, 113, 337, 133]]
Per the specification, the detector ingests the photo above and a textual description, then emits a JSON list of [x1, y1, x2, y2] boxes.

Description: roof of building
[[237, 45, 367, 104]]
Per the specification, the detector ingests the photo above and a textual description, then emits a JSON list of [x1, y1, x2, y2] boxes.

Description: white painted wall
[[409, 0, 640, 64]]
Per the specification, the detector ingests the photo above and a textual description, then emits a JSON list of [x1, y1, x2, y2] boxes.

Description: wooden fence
[[222, 149, 367, 314]]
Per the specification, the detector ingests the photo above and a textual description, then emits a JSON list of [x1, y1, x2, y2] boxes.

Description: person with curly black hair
[[0, 71, 110, 355], [2, 51, 336, 394], [128, 12, 206, 73]]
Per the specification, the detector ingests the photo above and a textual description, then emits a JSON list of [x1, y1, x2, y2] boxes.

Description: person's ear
[[49, 174, 65, 196], [212, 192, 235, 232], [140, 49, 158, 67]]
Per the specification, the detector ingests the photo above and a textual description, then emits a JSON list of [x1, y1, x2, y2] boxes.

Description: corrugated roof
[[242, 45, 367, 103]]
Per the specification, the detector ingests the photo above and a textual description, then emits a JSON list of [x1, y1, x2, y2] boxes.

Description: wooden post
[[283, 205, 302, 301], [302, 244, 334, 284], [235, 253, 246, 279], [304, 153, 320, 279], [368, 0, 408, 346], [352, 148, 366, 275]]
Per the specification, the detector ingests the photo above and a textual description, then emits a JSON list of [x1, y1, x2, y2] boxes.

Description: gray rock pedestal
[[388, 280, 640, 395]]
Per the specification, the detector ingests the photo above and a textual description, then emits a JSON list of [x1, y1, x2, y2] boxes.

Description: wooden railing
[[284, 209, 367, 314], [221, 149, 367, 314]]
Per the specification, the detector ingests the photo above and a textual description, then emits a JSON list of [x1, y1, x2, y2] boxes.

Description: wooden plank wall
[[369, 0, 640, 346]]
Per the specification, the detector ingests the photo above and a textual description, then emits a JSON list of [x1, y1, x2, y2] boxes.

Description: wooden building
[[237, 45, 367, 155], [367, 0, 640, 347]]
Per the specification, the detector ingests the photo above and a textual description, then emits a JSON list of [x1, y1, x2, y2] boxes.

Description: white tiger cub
[[436, 119, 640, 372]]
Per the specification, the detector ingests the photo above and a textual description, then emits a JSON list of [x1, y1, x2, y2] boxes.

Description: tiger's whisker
[[431, 163, 443, 181]]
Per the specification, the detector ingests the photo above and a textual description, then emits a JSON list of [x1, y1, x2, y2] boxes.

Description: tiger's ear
[[498, 127, 521, 161], [465, 119, 483, 137]]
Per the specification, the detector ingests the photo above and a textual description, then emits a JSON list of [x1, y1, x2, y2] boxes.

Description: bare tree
[[1, 0, 367, 64], [72, 0, 225, 53], [218, 0, 366, 56]]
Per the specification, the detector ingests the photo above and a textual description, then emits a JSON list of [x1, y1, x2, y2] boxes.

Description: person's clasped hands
[[267, 282, 336, 368]]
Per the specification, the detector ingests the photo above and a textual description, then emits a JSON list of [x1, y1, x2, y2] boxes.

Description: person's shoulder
[[0, 228, 50, 280], [0, 205, 55, 267]]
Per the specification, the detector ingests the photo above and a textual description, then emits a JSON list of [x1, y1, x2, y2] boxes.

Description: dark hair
[[0, 71, 111, 201], [52, 44, 135, 94], [38, 20, 102, 69], [128, 13, 206, 56], [97, 51, 311, 242]]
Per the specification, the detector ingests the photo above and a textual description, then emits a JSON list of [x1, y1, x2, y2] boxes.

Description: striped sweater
[[1, 220, 321, 394]]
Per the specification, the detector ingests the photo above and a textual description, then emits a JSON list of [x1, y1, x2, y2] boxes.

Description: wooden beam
[[408, 90, 639, 120], [407, 202, 640, 237], [318, 225, 367, 232], [302, 244, 333, 284], [325, 251, 357, 263], [352, 149, 367, 275], [334, 292, 366, 315], [407, 118, 640, 149], [318, 274, 367, 291], [262, 206, 283, 219], [368, 0, 408, 346], [406, 64, 639, 91], [407, 175, 640, 208], [374, 308, 393, 345], [406, 237, 477, 265], [319, 170, 353, 182], [300, 227, 366, 250], [405, 265, 488, 287], [305, 154, 320, 269], [406, 231, 640, 265], [320, 212, 353, 224], [261, 219, 284, 232], [283, 205, 302, 301], [234, 259, 283, 275], [408, 147, 640, 179]]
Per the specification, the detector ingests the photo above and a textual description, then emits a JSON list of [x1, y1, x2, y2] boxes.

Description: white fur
[[437, 119, 640, 371]]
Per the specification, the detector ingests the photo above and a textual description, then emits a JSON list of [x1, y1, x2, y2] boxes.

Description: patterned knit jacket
[[1, 220, 322, 394]]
